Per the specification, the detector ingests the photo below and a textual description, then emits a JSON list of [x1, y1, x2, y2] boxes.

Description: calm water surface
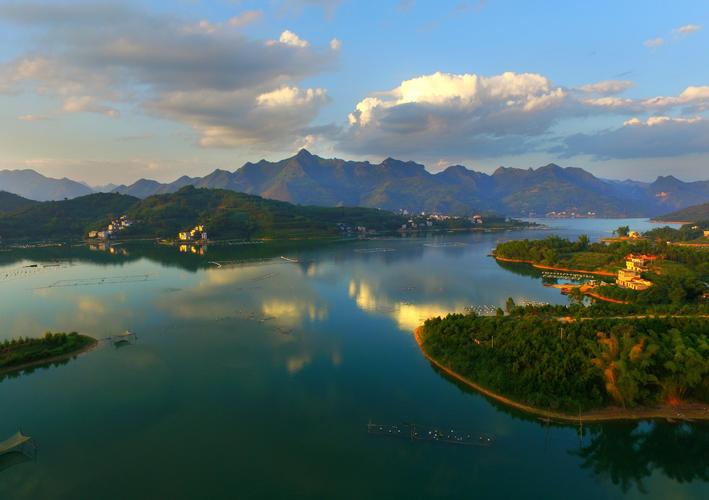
[[1, 218, 705, 499]]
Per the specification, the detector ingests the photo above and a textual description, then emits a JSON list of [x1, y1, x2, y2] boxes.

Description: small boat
[[280, 256, 300, 263]]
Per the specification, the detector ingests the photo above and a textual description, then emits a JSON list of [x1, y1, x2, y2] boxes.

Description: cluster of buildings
[[87, 215, 133, 240], [179, 244, 207, 255], [545, 210, 597, 218], [616, 253, 656, 291], [178, 224, 208, 242]]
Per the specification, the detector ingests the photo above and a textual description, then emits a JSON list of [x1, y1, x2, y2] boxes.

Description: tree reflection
[[573, 422, 709, 493]]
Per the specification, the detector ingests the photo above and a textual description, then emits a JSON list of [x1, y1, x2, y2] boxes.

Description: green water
[[0, 219, 706, 499]]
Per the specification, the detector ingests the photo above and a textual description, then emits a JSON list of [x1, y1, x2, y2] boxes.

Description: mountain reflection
[[573, 422, 709, 493]]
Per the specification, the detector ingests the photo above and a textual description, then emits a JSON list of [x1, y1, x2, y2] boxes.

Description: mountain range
[[1, 150, 708, 217]]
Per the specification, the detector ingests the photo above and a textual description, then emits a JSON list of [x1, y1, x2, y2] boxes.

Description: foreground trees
[[421, 309, 709, 411]]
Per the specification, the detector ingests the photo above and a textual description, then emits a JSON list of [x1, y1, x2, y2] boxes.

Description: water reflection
[[574, 422, 709, 493]]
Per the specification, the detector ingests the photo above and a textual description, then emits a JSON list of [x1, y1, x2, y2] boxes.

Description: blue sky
[[0, 0, 707, 184]]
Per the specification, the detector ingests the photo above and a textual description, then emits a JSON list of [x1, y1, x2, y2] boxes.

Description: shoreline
[[493, 255, 617, 277], [413, 326, 709, 423], [0, 335, 99, 377]]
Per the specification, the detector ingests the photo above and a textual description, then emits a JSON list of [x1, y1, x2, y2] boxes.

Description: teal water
[[1, 218, 706, 499]]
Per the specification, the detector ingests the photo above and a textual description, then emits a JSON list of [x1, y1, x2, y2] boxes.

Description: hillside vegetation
[[655, 202, 709, 223], [124, 186, 407, 239], [421, 311, 709, 412], [0, 193, 139, 241], [0, 191, 36, 213]]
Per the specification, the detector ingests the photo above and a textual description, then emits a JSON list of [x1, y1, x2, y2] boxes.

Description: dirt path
[[414, 326, 709, 423]]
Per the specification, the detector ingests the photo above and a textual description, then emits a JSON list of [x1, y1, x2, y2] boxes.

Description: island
[[0, 332, 97, 377]]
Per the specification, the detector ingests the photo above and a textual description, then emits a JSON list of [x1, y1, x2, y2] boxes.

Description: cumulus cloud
[[561, 116, 709, 159], [341, 71, 574, 157], [270, 30, 310, 48], [339, 70, 709, 160], [329, 38, 342, 50], [0, 2, 336, 149]]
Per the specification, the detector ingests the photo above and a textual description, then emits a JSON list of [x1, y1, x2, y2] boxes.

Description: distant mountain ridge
[[2, 150, 708, 216], [0, 169, 93, 201]]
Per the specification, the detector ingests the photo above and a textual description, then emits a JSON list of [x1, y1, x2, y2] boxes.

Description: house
[[87, 231, 98, 239], [616, 254, 656, 290], [625, 254, 656, 272], [178, 224, 207, 241], [616, 269, 653, 291]]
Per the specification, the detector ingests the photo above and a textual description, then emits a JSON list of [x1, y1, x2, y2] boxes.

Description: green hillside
[[0, 193, 139, 241], [655, 202, 709, 223], [0, 191, 37, 213], [124, 186, 406, 239]]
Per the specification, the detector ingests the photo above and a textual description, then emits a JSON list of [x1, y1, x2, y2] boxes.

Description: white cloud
[[0, 4, 336, 150], [228, 10, 262, 27], [329, 38, 341, 50], [342, 71, 571, 157], [340, 70, 709, 161], [256, 86, 327, 108], [675, 24, 701, 36], [271, 30, 310, 48], [578, 80, 633, 95], [644, 37, 665, 48], [62, 96, 119, 117], [562, 116, 709, 159]]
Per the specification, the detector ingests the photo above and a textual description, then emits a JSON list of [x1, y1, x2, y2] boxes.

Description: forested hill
[[0, 193, 139, 241], [124, 185, 406, 239], [0, 187, 410, 242], [0, 191, 37, 213], [655, 201, 709, 223]]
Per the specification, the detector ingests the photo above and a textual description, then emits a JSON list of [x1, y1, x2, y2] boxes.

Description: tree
[[505, 297, 516, 314], [614, 226, 630, 237]]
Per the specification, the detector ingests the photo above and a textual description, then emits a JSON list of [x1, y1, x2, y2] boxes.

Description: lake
[[1, 218, 706, 499]]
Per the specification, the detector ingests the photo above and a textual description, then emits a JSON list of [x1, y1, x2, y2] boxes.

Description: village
[[86, 215, 133, 240]]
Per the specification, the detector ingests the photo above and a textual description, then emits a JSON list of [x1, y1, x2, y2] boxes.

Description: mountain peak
[[295, 148, 314, 159]]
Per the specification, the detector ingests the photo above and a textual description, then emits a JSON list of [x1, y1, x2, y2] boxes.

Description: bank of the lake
[[414, 326, 709, 423], [0, 333, 97, 377]]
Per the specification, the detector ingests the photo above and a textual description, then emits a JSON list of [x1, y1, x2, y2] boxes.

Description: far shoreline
[[413, 326, 709, 423]]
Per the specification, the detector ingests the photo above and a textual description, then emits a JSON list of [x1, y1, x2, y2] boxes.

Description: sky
[[0, 0, 708, 185]]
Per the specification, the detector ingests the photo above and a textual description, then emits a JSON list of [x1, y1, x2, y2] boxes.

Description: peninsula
[[0, 332, 97, 377]]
